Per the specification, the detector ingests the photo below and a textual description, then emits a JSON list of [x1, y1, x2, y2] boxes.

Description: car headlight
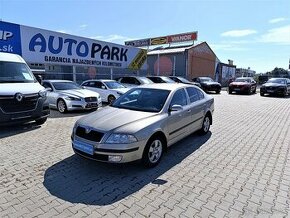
[[65, 96, 81, 101], [106, 134, 137, 144], [38, 90, 47, 98]]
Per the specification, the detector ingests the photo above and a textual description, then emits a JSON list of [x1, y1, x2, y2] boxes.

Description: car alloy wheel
[[199, 115, 211, 135], [108, 95, 116, 104], [143, 137, 164, 167], [57, 99, 67, 113]]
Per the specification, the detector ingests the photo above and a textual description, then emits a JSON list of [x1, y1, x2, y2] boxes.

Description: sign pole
[[73, 66, 76, 82], [157, 53, 160, 76]]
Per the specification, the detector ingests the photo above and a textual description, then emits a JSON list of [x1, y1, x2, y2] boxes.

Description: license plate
[[87, 103, 98, 108], [268, 90, 274, 93], [234, 88, 240, 91], [73, 140, 94, 155]]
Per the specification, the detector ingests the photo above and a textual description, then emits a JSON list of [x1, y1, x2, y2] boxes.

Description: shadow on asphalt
[[260, 94, 290, 99], [0, 122, 41, 139], [49, 109, 94, 119], [43, 132, 212, 206]]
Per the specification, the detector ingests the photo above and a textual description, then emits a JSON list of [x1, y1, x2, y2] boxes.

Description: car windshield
[[0, 61, 35, 83], [177, 77, 190, 83], [52, 82, 80, 90], [235, 78, 251, 82], [200, 77, 214, 82], [138, 77, 154, 84], [104, 81, 125, 89], [267, 78, 286, 84], [112, 88, 170, 113], [161, 77, 176, 83]]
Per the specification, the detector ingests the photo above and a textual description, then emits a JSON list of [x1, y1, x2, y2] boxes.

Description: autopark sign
[[0, 21, 147, 70], [125, 31, 198, 47]]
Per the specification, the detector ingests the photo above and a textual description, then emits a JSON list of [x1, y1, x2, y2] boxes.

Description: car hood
[[58, 89, 100, 98], [0, 82, 45, 95], [112, 87, 131, 94], [230, 82, 250, 86], [263, 83, 285, 87], [77, 106, 158, 132], [202, 81, 221, 86]]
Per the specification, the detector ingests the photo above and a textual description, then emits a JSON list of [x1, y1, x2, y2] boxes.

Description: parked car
[[169, 76, 201, 88], [228, 77, 257, 94], [0, 52, 49, 126], [81, 79, 130, 104], [71, 83, 214, 167], [116, 76, 153, 87], [192, 77, 221, 94], [260, 78, 290, 97], [147, 76, 176, 83], [42, 80, 102, 113]]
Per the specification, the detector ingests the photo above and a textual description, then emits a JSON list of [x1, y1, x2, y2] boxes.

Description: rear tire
[[216, 90, 220, 94], [35, 117, 47, 125], [198, 114, 211, 135], [260, 92, 264, 96], [228, 89, 232, 94], [57, 99, 67, 113], [142, 137, 164, 168]]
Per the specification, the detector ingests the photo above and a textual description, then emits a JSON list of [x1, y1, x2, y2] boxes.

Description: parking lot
[[0, 91, 289, 218]]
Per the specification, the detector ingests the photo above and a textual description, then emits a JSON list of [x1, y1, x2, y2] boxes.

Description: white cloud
[[90, 34, 135, 44], [221, 29, 257, 37], [79, 24, 88, 29], [260, 25, 290, 44], [269, 17, 286, 24], [210, 43, 249, 51]]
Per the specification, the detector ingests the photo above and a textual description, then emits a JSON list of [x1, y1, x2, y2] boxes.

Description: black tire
[[253, 87, 257, 94], [35, 117, 47, 125], [108, 95, 116, 105], [216, 90, 220, 94], [142, 136, 164, 168], [57, 99, 67, 113], [228, 89, 232, 94], [282, 89, 287, 97], [260, 92, 264, 96], [247, 88, 252, 95], [198, 114, 211, 135]]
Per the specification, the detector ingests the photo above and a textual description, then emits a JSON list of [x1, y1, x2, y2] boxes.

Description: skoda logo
[[85, 127, 91, 134], [15, 93, 24, 102]]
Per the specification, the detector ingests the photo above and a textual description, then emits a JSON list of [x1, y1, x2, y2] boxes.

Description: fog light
[[108, 155, 122, 162]]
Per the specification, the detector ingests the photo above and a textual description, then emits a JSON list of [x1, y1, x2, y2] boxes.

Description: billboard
[[0, 21, 146, 70], [125, 31, 198, 47]]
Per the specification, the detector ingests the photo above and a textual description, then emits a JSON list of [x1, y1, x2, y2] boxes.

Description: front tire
[[57, 99, 67, 113], [142, 137, 164, 168], [199, 114, 211, 135], [216, 90, 220, 94], [35, 117, 47, 125], [260, 92, 264, 96], [108, 95, 116, 105]]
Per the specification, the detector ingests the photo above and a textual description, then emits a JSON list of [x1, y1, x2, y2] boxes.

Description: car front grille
[[0, 93, 39, 113], [74, 148, 109, 161], [84, 97, 97, 102], [75, 126, 104, 142]]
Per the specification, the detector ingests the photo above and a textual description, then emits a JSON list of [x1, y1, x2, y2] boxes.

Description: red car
[[228, 77, 257, 94]]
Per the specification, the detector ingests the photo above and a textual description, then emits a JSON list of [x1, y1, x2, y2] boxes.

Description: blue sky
[[0, 0, 289, 73]]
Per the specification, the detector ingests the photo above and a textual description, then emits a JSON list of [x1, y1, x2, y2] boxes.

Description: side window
[[197, 89, 204, 99], [186, 87, 200, 103], [43, 82, 53, 90], [88, 82, 95, 87], [170, 89, 187, 107], [82, 82, 88, 86], [95, 81, 103, 88], [134, 78, 141, 85]]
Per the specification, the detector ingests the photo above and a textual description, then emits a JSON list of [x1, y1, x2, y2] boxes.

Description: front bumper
[[260, 87, 286, 95], [65, 99, 102, 111], [72, 137, 146, 163], [0, 97, 50, 126], [202, 85, 221, 92], [229, 86, 251, 93]]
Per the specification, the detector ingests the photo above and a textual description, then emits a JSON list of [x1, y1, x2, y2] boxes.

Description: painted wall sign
[[0, 21, 146, 69]]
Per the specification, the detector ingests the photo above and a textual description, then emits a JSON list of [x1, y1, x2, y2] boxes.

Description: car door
[[166, 88, 191, 144], [186, 87, 205, 132], [42, 81, 57, 107], [94, 81, 107, 101]]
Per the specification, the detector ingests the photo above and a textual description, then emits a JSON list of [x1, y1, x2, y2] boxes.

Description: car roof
[[0, 52, 26, 63], [137, 83, 189, 91], [82, 79, 116, 83], [43, 80, 74, 83]]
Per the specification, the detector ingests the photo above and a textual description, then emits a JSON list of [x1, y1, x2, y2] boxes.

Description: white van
[[0, 52, 50, 126]]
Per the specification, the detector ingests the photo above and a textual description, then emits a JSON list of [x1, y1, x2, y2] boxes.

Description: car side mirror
[[45, 87, 52, 92], [101, 85, 106, 89], [36, 75, 43, 84], [169, 104, 183, 112]]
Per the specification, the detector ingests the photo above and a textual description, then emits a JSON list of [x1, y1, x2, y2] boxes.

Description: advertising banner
[[125, 31, 198, 47], [0, 21, 146, 70]]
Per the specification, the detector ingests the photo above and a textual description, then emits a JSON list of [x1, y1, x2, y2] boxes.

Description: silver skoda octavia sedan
[[71, 83, 214, 167]]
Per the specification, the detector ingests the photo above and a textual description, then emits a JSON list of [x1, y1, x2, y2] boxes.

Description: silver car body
[[72, 83, 214, 163], [43, 80, 102, 111], [81, 79, 130, 103]]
